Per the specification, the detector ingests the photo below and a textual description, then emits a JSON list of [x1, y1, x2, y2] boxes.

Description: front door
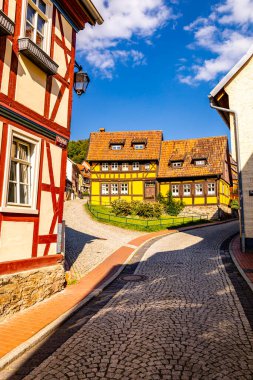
[[145, 181, 156, 200]]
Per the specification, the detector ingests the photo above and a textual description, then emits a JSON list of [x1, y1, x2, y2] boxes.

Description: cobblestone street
[[64, 199, 142, 279], [10, 221, 253, 379]]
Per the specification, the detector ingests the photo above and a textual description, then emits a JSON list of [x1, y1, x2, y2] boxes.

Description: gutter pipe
[[209, 96, 246, 252]]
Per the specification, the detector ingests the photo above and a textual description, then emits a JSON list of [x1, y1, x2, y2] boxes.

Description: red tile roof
[[87, 130, 163, 161], [158, 136, 228, 178]]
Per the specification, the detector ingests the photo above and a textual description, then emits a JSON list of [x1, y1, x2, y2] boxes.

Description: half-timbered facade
[[0, 0, 103, 316], [87, 129, 163, 205], [158, 136, 232, 219]]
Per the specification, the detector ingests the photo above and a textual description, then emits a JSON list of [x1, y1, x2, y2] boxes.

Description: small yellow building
[[158, 136, 232, 219], [87, 129, 163, 205]]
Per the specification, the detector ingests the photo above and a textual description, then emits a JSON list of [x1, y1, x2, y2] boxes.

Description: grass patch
[[85, 203, 210, 232]]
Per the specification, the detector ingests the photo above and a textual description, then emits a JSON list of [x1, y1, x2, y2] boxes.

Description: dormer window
[[134, 144, 145, 150], [193, 159, 207, 166], [111, 145, 122, 150], [171, 161, 183, 168]]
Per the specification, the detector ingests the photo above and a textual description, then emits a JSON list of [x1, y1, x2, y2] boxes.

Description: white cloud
[[179, 0, 253, 85], [77, 0, 177, 78]]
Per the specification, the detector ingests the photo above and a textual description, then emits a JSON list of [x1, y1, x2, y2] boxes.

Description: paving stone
[[19, 221, 253, 379]]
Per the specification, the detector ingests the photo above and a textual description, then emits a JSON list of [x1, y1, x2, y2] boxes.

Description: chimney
[[99, 128, 105, 132]]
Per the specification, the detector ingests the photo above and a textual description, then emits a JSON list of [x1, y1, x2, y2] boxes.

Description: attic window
[[111, 145, 122, 150], [193, 159, 207, 166], [171, 161, 183, 168], [131, 138, 147, 149], [134, 144, 145, 150], [109, 139, 125, 150]]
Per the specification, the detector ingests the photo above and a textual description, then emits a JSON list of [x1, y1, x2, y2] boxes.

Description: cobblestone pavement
[[64, 199, 142, 279], [23, 221, 253, 379]]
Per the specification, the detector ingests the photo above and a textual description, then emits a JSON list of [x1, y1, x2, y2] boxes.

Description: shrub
[[111, 199, 131, 216], [131, 201, 163, 218], [230, 199, 239, 210], [164, 191, 185, 216]]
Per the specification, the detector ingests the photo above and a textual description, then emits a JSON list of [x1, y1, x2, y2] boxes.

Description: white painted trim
[[1, 126, 41, 213], [210, 45, 253, 97], [0, 207, 39, 214]]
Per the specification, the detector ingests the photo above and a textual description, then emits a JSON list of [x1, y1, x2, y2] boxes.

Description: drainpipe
[[209, 96, 246, 252]]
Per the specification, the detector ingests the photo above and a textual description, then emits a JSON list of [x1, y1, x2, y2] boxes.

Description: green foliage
[[111, 199, 131, 216], [111, 199, 163, 218], [230, 199, 239, 210], [157, 192, 166, 205], [164, 191, 185, 216], [67, 139, 89, 164]]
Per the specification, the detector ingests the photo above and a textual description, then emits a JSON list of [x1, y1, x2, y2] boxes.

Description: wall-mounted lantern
[[74, 61, 90, 96]]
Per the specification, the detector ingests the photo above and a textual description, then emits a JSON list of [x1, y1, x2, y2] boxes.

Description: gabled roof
[[158, 136, 228, 178], [209, 45, 253, 98], [87, 130, 163, 161]]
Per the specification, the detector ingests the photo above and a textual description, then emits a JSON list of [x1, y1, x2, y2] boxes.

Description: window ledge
[[0, 206, 39, 215], [18, 38, 58, 75], [0, 9, 14, 36]]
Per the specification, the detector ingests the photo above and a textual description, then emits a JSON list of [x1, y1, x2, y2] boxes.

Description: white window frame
[[111, 145, 122, 150], [171, 184, 179, 197], [1, 126, 41, 214], [101, 163, 109, 171], [194, 160, 206, 166], [121, 183, 128, 195], [134, 144, 144, 150], [101, 183, 109, 195], [21, 0, 53, 54], [122, 163, 128, 171], [195, 183, 203, 196], [111, 162, 118, 171], [172, 162, 182, 168], [111, 183, 118, 195], [183, 184, 191, 197], [144, 163, 150, 171], [208, 183, 216, 195], [133, 162, 139, 171]]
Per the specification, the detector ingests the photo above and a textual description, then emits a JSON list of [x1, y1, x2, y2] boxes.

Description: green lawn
[[85, 204, 209, 232]]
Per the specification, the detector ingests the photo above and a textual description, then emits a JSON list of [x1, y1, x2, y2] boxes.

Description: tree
[[67, 139, 89, 164]]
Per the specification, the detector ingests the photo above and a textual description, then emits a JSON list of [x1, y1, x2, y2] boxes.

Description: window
[[208, 183, 216, 195], [24, 0, 52, 52], [111, 162, 118, 171], [111, 183, 118, 195], [195, 184, 203, 196], [101, 184, 109, 195], [144, 163, 150, 171], [134, 144, 144, 150], [172, 162, 183, 168], [171, 184, 179, 197], [102, 163, 109, 171], [122, 163, 128, 171], [111, 145, 122, 150], [1, 127, 41, 213], [183, 184, 191, 196], [121, 183, 128, 195], [133, 162, 139, 171], [194, 160, 206, 166]]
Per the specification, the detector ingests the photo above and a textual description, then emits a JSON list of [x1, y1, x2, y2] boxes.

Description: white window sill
[[0, 206, 39, 214]]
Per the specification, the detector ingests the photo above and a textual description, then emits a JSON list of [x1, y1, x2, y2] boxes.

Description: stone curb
[[229, 235, 253, 293], [0, 218, 237, 371]]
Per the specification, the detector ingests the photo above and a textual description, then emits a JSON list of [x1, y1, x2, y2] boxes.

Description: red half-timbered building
[[0, 0, 103, 316]]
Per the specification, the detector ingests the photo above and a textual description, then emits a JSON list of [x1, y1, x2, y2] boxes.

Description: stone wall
[[0, 264, 65, 319], [180, 205, 232, 220]]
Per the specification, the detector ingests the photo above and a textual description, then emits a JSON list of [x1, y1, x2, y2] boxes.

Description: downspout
[[209, 96, 246, 252]]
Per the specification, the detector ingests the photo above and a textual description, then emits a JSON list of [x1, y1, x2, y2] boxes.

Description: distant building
[[157, 136, 232, 219], [87, 129, 163, 205]]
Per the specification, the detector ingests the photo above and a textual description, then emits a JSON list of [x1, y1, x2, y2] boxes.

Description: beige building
[[209, 46, 253, 251]]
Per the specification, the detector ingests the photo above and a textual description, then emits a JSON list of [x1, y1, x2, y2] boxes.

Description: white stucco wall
[[225, 56, 253, 239]]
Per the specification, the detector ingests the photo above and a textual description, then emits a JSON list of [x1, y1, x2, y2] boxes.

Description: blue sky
[[71, 0, 253, 142]]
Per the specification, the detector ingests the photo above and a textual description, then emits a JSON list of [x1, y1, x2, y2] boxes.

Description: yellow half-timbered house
[[87, 129, 163, 205], [158, 136, 232, 219]]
